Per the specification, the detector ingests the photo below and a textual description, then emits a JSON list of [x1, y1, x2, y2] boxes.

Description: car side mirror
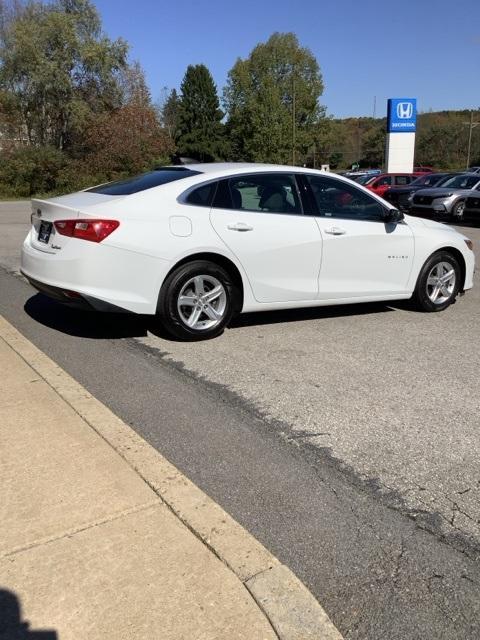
[[383, 208, 404, 223]]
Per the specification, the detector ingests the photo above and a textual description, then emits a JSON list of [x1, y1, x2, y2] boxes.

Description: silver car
[[408, 173, 480, 221]]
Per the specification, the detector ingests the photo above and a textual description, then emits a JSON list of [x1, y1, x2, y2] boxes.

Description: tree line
[[0, 0, 478, 197]]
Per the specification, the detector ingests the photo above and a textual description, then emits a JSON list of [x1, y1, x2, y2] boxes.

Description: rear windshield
[[87, 167, 202, 196]]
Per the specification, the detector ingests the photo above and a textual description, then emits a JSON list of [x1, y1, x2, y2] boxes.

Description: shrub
[[0, 146, 66, 197]]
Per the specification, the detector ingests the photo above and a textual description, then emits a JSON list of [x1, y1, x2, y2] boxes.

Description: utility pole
[[292, 72, 296, 166], [463, 111, 480, 169], [373, 95, 376, 119]]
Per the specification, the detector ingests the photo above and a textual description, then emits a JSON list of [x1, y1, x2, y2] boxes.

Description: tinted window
[[212, 180, 232, 209], [375, 176, 392, 186], [87, 168, 201, 195], [217, 173, 302, 215], [395, 176, 411, 185], [306, 175, 385, 221], [185, 182, 217, 207]]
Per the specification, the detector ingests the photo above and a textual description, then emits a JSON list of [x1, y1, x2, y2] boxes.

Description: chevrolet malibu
[[21, 163, 475, 340]]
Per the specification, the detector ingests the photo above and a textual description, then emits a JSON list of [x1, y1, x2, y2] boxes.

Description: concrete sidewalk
[[0, 317, 342, 640]]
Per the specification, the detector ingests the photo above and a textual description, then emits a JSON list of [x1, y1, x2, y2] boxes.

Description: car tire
[[157, 260, 238, 341], [412, 251, 461, 312], [450, 200, 465, 222]]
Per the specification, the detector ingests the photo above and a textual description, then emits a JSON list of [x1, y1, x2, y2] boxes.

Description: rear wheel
[[412, 251, 460, 312], [158, 260, 238, 340]]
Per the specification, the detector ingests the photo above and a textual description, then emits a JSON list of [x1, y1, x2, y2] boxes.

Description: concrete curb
[[0, 315, 343, 640]]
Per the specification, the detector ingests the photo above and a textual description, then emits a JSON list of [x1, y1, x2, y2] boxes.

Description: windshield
[[439, 175, 479, 190], [411, 174, 449, 187], [356, 175, 376, 185]]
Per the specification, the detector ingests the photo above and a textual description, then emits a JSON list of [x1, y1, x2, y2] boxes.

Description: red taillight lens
[[54, 219, 119, 243]]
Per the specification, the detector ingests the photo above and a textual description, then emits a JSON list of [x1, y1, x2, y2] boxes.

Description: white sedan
[[21, 163, 475, 340]]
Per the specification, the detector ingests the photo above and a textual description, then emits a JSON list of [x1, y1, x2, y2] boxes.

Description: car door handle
[[324, 226, 346, 235], [227, 223, 253, 232]]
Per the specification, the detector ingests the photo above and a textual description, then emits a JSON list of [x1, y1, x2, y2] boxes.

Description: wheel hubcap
[[177, 275, 227, 331], [426, 261, 456, 305]]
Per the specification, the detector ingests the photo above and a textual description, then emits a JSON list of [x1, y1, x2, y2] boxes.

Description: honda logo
[[396, 102, 413, 119]]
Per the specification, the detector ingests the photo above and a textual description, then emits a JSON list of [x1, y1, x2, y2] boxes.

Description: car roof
[[177, 162, 291, 174], [368, 172, 415, 177]]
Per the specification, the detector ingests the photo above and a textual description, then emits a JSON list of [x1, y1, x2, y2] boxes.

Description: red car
[[414, 166, 434, 174], [363, 173, 420, 197]]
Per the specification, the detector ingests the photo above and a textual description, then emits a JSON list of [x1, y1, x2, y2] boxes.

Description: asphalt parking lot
[[2, 201, 479, 552]]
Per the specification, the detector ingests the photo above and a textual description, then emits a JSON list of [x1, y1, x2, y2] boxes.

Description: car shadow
[[24, 293, 153, 340], [25, 292, 404, 341], [452, 219, 480, 229], [228, 300, 399, 329]]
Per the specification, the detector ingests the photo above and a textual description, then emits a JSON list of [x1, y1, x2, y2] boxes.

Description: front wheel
[[450, 200, 465, 222], [412, 251, 461, 312], [157, 260, 238, 340]]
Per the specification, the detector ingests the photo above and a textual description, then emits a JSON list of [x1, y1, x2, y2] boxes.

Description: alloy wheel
[[177, 275, 227, 330], [426, 261, 456, 305]]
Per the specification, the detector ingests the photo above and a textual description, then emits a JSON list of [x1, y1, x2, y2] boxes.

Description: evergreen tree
[[176, 64, 224, 161], [160, 88, 180, 140]]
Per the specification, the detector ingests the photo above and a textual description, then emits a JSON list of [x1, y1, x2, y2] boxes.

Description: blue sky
[[94, 0, 480, 118]]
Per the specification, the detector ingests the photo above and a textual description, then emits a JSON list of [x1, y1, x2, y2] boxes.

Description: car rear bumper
[[21, 231, 170, 314], [21, 273, 135, 312]]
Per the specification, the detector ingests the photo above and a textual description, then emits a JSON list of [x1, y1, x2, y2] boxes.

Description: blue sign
[[387, 98, 417, 133]]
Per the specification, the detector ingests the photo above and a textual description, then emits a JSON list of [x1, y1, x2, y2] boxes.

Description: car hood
[[414, 187, 473, 198], [386, 185, 423, 195]]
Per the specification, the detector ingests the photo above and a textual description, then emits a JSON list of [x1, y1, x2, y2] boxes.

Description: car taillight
[[54, 219, 120, 243]]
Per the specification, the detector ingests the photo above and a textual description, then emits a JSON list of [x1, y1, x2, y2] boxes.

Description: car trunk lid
[[29, 192, 122, 253]]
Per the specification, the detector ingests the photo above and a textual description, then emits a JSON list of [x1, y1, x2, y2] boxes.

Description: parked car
[[467, 166, 480, 174], [408, 173, 480, 221], [383, 173, 455, 211], [464, 193, 480, 218], [351, 174, 378, 185], [21, 163, 474, 341], [414, 166, 434, 174], [344, 169, 381, 182], [364, 173, 420, 197]]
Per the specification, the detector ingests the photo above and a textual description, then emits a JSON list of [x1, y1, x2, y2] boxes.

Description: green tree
[[176, 64, 224, 161], [160, 88, 180, 140], [0, 0, 127, 150], [224, 32, 324, 164]]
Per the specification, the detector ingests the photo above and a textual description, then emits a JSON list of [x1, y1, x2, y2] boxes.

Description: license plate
[[38, 221, 52, 244]]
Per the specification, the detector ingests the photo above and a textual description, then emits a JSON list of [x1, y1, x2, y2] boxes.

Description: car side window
[[220, 173, 302, 215], [376, 176, 392, 186], [395, 176, 410, 185], [305, 175, 385, 221], [184, 182, 218, 207]]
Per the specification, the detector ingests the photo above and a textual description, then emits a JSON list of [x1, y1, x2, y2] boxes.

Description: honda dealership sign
[[387, 98, 417, 132], [385, 98, 417, 172]]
